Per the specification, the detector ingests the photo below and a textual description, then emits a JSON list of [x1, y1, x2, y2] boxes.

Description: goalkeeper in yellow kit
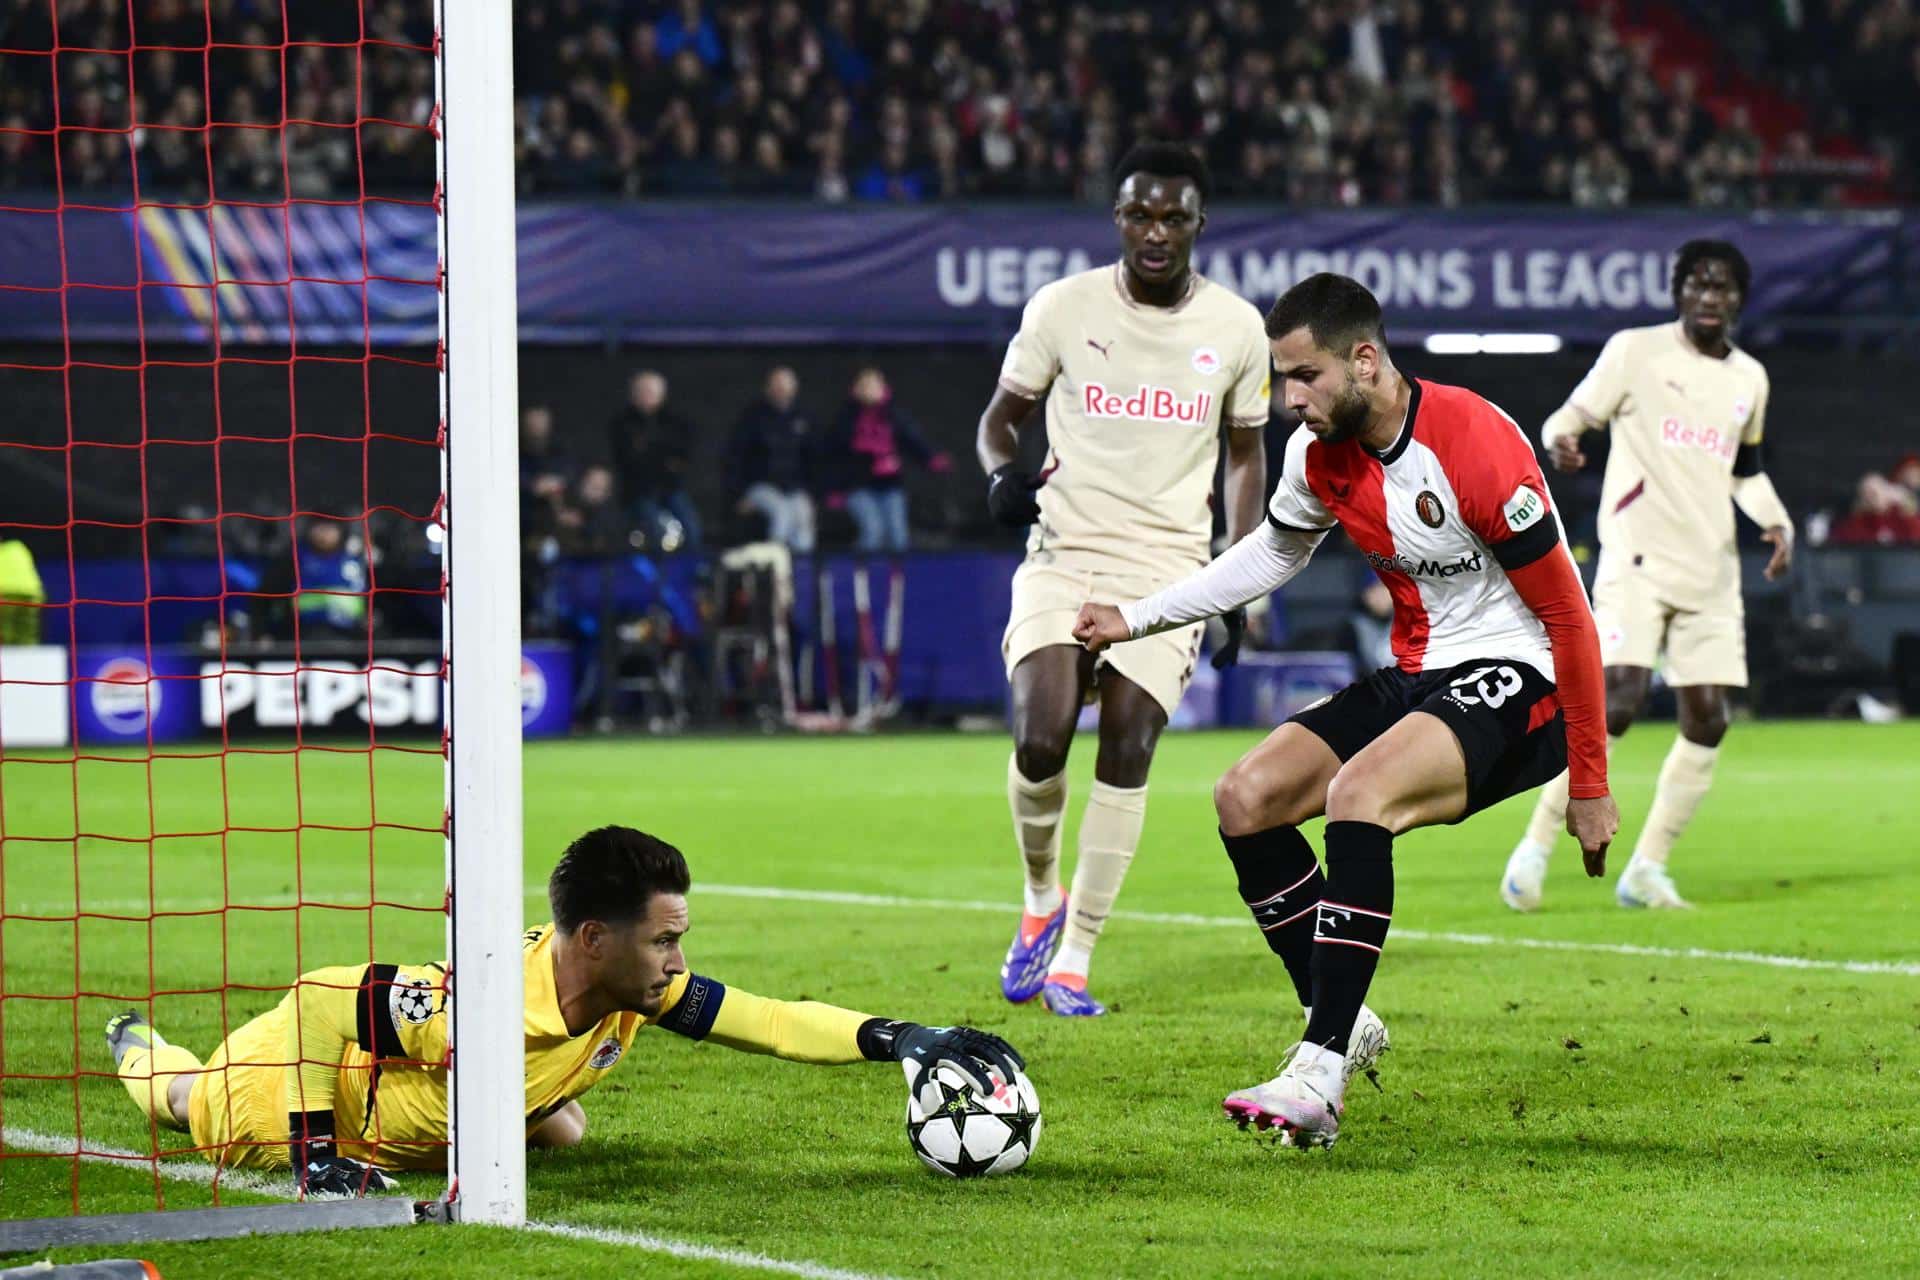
[[106, 826, 1024, 1196]]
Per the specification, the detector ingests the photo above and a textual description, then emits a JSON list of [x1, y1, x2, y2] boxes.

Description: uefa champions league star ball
[[904, 1060, 1042, 1178]]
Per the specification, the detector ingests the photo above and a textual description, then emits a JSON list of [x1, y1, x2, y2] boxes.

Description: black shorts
[[1288, 658, 1567, 821]]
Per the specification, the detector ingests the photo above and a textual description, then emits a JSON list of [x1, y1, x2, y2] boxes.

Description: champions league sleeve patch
[[391, 976, 440, 1025], [358, 964, 441, 1058]]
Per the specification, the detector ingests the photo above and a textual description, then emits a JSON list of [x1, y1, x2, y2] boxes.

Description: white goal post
[[441, 0, 528, 1230]]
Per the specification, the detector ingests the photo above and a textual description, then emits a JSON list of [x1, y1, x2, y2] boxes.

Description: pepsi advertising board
[[72, 650, 203, 744], [72, 644, 573, 744]]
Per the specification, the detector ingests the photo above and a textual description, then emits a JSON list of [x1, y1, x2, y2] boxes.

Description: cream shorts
[[1591, 568, 1747, 688], [1002, 557, 1203, 718]]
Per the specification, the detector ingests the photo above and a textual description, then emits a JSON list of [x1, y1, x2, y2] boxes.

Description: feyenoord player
[[106, 827, 1022, 1194], [1075, 274, 1618, 1149], [1501, 239, 1791, 911], [975, 142, 1271, 1017]]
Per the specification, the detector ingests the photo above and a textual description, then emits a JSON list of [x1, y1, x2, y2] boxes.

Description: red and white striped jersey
[[1268, 378, 1569, 679]]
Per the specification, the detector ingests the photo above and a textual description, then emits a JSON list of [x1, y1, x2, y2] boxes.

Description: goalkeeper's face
[[601, 892, 689, 1017]]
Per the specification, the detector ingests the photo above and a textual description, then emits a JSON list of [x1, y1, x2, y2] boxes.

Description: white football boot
[[1222, 1040, 1346, 1149], [1299, 1002, 1391, 1084], [1343, 1003, 1391, 1085], [1615, 859, 1691, 909], [1500, 837, 1552, 912]]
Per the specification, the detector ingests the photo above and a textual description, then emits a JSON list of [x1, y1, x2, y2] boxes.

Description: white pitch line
[[696, 883, 1920, 978], [9, 883, 1915, 979], [2, 1125, 289, 1199], [525, 1221, 900, 1280], [4, 1128, 900, 1280]]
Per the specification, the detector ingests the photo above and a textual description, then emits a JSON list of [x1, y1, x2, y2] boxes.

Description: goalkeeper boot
[[1500, 837, 1552, 912], [1000, 897, 1067, 1003], [1038, 972, 1106, 1017], [1616, 859, 1691, 910], [105, 1009, 160, 1068], [1222, 1041, 1345, 1149]]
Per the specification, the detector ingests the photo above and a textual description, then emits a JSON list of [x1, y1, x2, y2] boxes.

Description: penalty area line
[[698, 883, 1920, 978]]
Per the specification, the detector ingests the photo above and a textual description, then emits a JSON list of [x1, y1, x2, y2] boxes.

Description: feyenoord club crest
[[1416, 490, 1446, 529]]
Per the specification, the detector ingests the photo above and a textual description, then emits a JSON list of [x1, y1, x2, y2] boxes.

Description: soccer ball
[[904, 1060, 1042, 1178]]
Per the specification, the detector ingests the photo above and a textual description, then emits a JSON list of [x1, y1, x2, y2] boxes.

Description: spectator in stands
[[726, 366, 817, 554], [1829, 473, 1920, 547], [559, 464, 637, 558], [269, 518, 370, 644], [608, 371, 702, 554], [823, 367, 949, 554], [1892, 453, 1920, 503], [854, 137, 930, 203], [521, 404, 581, 544], [13, 0, 1901, 210]]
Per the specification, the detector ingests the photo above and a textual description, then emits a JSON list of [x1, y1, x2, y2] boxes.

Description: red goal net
[[0, 0, 451, 1224]]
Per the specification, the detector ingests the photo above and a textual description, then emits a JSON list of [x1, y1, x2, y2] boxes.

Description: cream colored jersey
[[997, 263, 1270, 579], [1570, 321, 1770, 605]]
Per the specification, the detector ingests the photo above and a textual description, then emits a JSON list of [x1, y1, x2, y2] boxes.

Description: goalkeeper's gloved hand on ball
[[986, 465, 1044, 528], [1210, 606, 1246, 670], [290, 1111, 396, 1199], [861, 1020, 1025, 1094]]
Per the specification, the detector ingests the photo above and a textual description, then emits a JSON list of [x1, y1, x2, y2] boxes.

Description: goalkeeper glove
[[1210, 607, 1246, 670], [986, 465, 1043, 528], [290, 1110, 396, 1199], [859, 1020, 1025, 1094]]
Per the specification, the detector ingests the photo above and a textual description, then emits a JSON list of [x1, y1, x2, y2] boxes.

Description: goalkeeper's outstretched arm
[[653, 975, 1025, 1094]]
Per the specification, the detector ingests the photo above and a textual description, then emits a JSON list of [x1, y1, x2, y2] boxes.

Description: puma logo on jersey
[[1086, 338, 1114, 359]]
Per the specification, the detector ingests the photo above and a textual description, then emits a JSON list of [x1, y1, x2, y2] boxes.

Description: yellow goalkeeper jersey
[[277, 922, 871, 1169]]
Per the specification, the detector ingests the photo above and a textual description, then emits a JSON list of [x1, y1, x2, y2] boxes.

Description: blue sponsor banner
[[72, 643, 574, 743], [72, 648, 203, 745], [520, 642, 573, 738], [0, 202, 1906, 346]]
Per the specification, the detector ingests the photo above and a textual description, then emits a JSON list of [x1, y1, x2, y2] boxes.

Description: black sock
[[1303, 821, 1394, 1056], [1219, 825, 1323, 1007]]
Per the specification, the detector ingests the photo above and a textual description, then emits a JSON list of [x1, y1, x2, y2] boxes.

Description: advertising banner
[[70, 644, 574, 744], [1, 202, 1905, 346]]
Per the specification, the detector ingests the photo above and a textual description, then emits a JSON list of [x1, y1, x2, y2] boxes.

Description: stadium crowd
[[1, 0, 1910, 207]]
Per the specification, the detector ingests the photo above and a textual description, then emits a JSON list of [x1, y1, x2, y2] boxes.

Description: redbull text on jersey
[[1081, 382, 1215, 425], [1659, 417, 1740, 462]]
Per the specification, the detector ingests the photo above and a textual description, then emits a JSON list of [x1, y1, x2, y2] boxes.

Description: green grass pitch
[[4, 721, 1918, 1278]]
